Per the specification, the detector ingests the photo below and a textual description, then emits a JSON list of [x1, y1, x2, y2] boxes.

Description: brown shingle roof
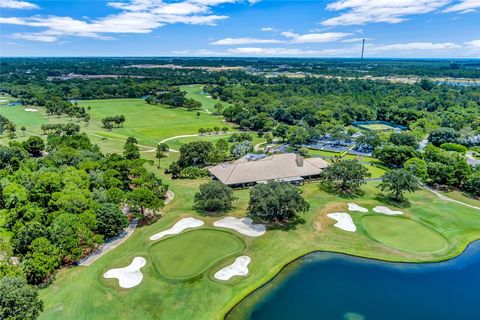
[[208, 153, 328, 186]]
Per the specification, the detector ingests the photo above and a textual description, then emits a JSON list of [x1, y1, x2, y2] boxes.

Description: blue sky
[[0, 0, 479, 57]]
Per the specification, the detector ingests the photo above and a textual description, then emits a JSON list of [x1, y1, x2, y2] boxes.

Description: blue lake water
[[228, 242, 480, 320]]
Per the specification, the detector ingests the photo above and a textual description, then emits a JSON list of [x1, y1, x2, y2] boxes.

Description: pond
[[228, 241, 480, 320]]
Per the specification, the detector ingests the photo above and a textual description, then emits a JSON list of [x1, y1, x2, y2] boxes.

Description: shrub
[[178, 166, 210, 179], [439, 143, 467, 154]]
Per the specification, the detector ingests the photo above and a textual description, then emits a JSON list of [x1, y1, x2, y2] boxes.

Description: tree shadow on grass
[[374, 193, 411, 209], [249, 215, 305, 231], [318, 183, 366, 199]]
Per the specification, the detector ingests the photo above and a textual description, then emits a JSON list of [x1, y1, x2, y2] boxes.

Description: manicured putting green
[[362, 215, 448, 253], [150, 229, 245, 280]]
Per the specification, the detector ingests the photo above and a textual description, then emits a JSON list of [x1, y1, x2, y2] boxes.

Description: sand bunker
[[103, 257, 146, 288], [24, 108, 38, 112], [213, 217, 266, 237], [327, 213, 356, 232], [214, 256, 251, 281], [348, 203, 368, 213], [373, 206, 404, 215], [0, 100, 8, 103], [149, 217, 204, 241]]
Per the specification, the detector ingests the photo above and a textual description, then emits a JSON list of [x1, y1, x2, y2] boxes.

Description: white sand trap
[[327, 213, 356, 232], [149, 217, 204, 241], [373, 206, 404, 215], [103, 257, 146, 288], [213, 217, 266, 237], [348, 203, 368, 213], [24, 108, 38, 112], [214, 256, 251, 281], [0, 100, 8, 103]]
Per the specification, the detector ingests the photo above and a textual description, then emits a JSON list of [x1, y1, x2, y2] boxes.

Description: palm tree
[[155, 143, 169, 168]]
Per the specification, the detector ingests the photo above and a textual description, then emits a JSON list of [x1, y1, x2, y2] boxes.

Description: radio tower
[[360, 38, 365, 64]]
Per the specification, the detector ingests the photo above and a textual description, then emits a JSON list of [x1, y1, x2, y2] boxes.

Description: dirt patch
[[313, 202, 346, 231]]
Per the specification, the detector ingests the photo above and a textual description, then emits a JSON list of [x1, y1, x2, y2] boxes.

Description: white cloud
[[0, 0, 258, 42], [443, 0, 480, 13], [211, 37, 284, 45], [341, 37, 371, 43], [465, 39, 480, 49], [0, 0, 38, 9], [225, 46, 360, 56], [322, 0, 450, 26], [261, 27, 276, 31], [281, 31, 352, 43], [373, 42, 460, 51], [227, 47, 320, 56]]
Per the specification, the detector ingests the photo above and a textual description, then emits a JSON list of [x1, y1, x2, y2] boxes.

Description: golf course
[[151, 229, 246, 281], [2, 89, 480, 320]]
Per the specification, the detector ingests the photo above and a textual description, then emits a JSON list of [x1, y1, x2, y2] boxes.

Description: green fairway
[[180, 84, 232, 113], [1, 98, 235, 153], [39, 180, 480, 320], [362, 215, 448, 253], [150, 229, 245, 280]]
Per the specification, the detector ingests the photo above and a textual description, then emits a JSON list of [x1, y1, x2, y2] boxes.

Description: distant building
[[208, 153, 328, 187]]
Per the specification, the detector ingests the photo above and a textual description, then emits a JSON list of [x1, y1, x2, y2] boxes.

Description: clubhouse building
[[208, 153, 328, 187]]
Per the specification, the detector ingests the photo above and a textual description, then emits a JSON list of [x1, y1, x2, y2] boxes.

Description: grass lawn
[[307, 148, 387, 178], [180, 84, 232, 113], [39, 180, 480, 320], [362, 215, 448, 253], [0, 94, 17, 105], [166, 132, 265, 152], [358, 123, 397, 131], [0, 98, 235, 153], [150, 229, 245, 281], [438, 189, 480, 208], [4, 96, 480, 319]]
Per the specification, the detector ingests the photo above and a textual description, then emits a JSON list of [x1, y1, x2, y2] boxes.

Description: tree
[[22, 136, 45, 157], [389, 132, 418, 148], [49, 213, 99, 263], [22, 237, 61, 285], [177, 141, 214, 168], [213, 102, 224, 115], [83, 114, 90, 127], [264, 132, 274, 144], [198, 128, 206, 135], [404, 157, 428, 181], [465, 173, 480, 197], [373, 145, 420, 167], [0, 276, 43, 320], [273, 124, 288, 142], [355, 131, 383, 151], [231, 140, 253, 158], [123, 137, 140, 160], [95, 203, 128, 238], [287, 126, 309, 147], [320, 159, 371, 194], [378, 169, 420, 202], [155, 143, 169, 168], [429, 127, 460, 146], [194, 181, 238, 214], [221, 126, 229, 134], [248, 181, 309, 225], [127, 187, 163, 216], [21, 126, 26, 137]]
